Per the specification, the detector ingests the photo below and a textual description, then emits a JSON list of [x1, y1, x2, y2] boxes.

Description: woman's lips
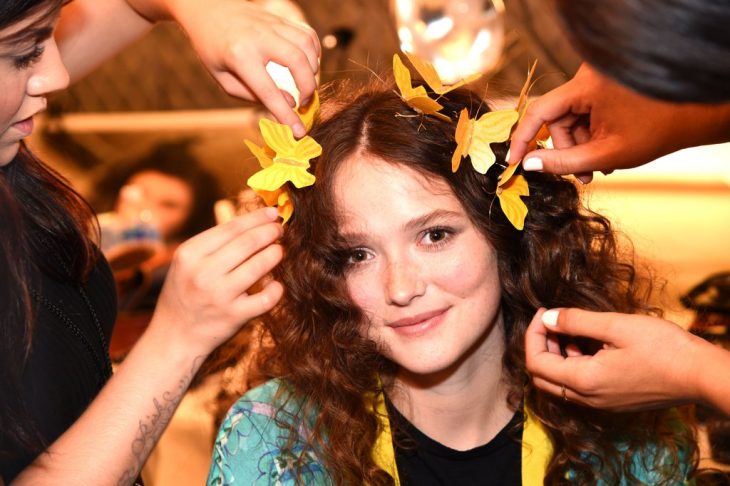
[[13, 117, 34, 136], [388, 308, 449, 336]]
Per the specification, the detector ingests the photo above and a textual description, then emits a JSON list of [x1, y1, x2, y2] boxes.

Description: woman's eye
[[347, 249, 371, 264], [14, 45, 44, 69], [423, 228, 450, 245]]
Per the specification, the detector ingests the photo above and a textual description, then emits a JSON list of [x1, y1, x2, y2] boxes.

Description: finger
[[203, 222, 283, 275], [546, 115, 579, 150], [281, 89, 296, 108], [181, 207, 279, 256], [264, 39, 318, 113], [532, 376, 589, 404], [525, 309, 570, 376], [546, 333, 562, 355], [565, 343, 585, 357], [519, 138, 617, 176], [541, 308, 627, 346], [509, 82, 585, 164], [272, 22, 320, 76], [241, 61, 306, 137], [222, 243, 283, 299], [229, 279, 284, 321]]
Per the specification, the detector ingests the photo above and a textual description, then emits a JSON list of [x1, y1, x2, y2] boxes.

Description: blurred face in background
[[0, 4, 69, 165], [116, 170, 194, 243]]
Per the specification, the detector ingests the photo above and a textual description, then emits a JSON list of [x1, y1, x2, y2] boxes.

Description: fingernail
[[300, 96, 312, 107], [293, 122, 306, 138], [523, 157, 543, 171], [505, 148, 511, 162], [542, 309, 560, 327], [576, 174, 593, 184]]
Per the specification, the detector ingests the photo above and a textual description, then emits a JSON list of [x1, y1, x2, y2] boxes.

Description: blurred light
[[393, 0, 505, 83], [423, 17, 453, 41], [323, 34, 338, 49]]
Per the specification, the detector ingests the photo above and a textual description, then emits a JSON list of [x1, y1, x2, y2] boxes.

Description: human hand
[[149, 207, 284, 357], [524, 307, 708, 411], [145, 0, 321, 138], [508, 64, 730, 182]]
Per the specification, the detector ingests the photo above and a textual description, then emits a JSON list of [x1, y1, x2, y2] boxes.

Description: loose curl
[[252, 80, 697, 485]]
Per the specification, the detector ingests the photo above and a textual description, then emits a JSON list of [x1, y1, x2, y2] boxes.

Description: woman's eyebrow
[[402, 209, 462, 233]]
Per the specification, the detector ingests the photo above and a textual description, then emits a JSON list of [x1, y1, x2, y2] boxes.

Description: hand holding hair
[[508, 64, 730, 181], [150, 206, 284, 356], [525, 307, 730, 416]]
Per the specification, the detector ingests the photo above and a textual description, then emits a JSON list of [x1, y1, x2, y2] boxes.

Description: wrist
[[685, 334, 724, 405], [137, 315, 207, 374]]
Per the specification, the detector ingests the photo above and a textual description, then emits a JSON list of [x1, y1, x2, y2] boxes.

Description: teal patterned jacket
[[207, 379, 692, 486]]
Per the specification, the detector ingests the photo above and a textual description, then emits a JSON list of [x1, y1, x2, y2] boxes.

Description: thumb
[[541, 308, 628, 346], [521, 138, 619, 176]]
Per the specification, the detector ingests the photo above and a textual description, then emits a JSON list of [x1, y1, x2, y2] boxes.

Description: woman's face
[[0, 6, 69, 166], [334, 154, 504, 377], [116, 170, 194, 242]]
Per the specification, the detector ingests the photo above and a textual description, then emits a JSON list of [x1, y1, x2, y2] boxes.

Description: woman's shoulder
[[207, 379, 331, 486]]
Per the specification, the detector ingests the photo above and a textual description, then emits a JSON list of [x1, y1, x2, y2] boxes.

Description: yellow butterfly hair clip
[[393, 53, 481, 122], [495, 161, 529, 231], [452, 61, 538, 175], [245, 94, 321, 223]]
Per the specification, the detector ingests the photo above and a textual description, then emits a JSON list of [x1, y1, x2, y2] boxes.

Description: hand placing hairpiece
[[245, 93, 321, 223]]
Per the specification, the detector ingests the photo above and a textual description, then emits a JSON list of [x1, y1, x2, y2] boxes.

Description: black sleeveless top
[[0, 254, 117, 482], [387, 399, 523, 486]]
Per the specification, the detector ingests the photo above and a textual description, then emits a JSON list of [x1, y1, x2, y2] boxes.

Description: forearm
[[12, 322, 204, 486], [56, 0, 154, 83]]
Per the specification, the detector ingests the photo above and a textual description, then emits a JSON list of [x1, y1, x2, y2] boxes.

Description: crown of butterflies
[[245, 53, 537, 230]]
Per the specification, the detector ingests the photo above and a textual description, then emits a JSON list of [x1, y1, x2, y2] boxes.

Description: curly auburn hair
[[251, 80, 698, 485]]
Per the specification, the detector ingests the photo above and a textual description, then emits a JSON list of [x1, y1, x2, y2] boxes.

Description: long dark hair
[[553, 0, 730, 102], [0, 142, 99, 458], [251, 80, 698, 485]]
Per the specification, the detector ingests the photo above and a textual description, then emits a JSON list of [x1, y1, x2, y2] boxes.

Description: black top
[[388, 400, 523, 486], [0, 254, 117, 482]]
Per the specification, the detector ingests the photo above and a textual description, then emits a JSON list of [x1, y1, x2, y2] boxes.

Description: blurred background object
[[683, 272, 730, 469], [393, 0, 505, 83]]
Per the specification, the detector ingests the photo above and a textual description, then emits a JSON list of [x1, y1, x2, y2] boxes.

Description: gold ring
[[561, 384, 568, 401]]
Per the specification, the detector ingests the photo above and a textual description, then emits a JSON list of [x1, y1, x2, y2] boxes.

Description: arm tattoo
[[117, 356, 204, 486]]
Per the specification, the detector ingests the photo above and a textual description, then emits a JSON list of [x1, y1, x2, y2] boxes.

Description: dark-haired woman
[[207, 82, 696, 485], [0, 0, 319, 483], [506, 1, 730, 416]]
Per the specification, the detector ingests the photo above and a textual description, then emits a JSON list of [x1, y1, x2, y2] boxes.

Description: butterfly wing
[[298, 90, 320, 132], [497, 174, 529, 230], [466, 110, 519, 174], [394, 53, 450, 120], [260, 118, 322, 163], [452, 109, 472, 172], [405, 52, 482, 95], [248, 163, 316, 191], [245, 139, 274, 168]]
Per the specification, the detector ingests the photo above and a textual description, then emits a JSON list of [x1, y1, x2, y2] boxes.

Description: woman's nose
[[384, 258, 425, 306], [26, 38, 70, 97]]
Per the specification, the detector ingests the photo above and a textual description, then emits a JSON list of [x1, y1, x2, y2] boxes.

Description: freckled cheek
[[433, 253, 499, 299]]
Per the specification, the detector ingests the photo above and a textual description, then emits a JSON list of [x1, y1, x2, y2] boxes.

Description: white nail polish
[[523, 157, 543, 171], [542, 309, 559, 327], [505, 148, 511, 161]]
